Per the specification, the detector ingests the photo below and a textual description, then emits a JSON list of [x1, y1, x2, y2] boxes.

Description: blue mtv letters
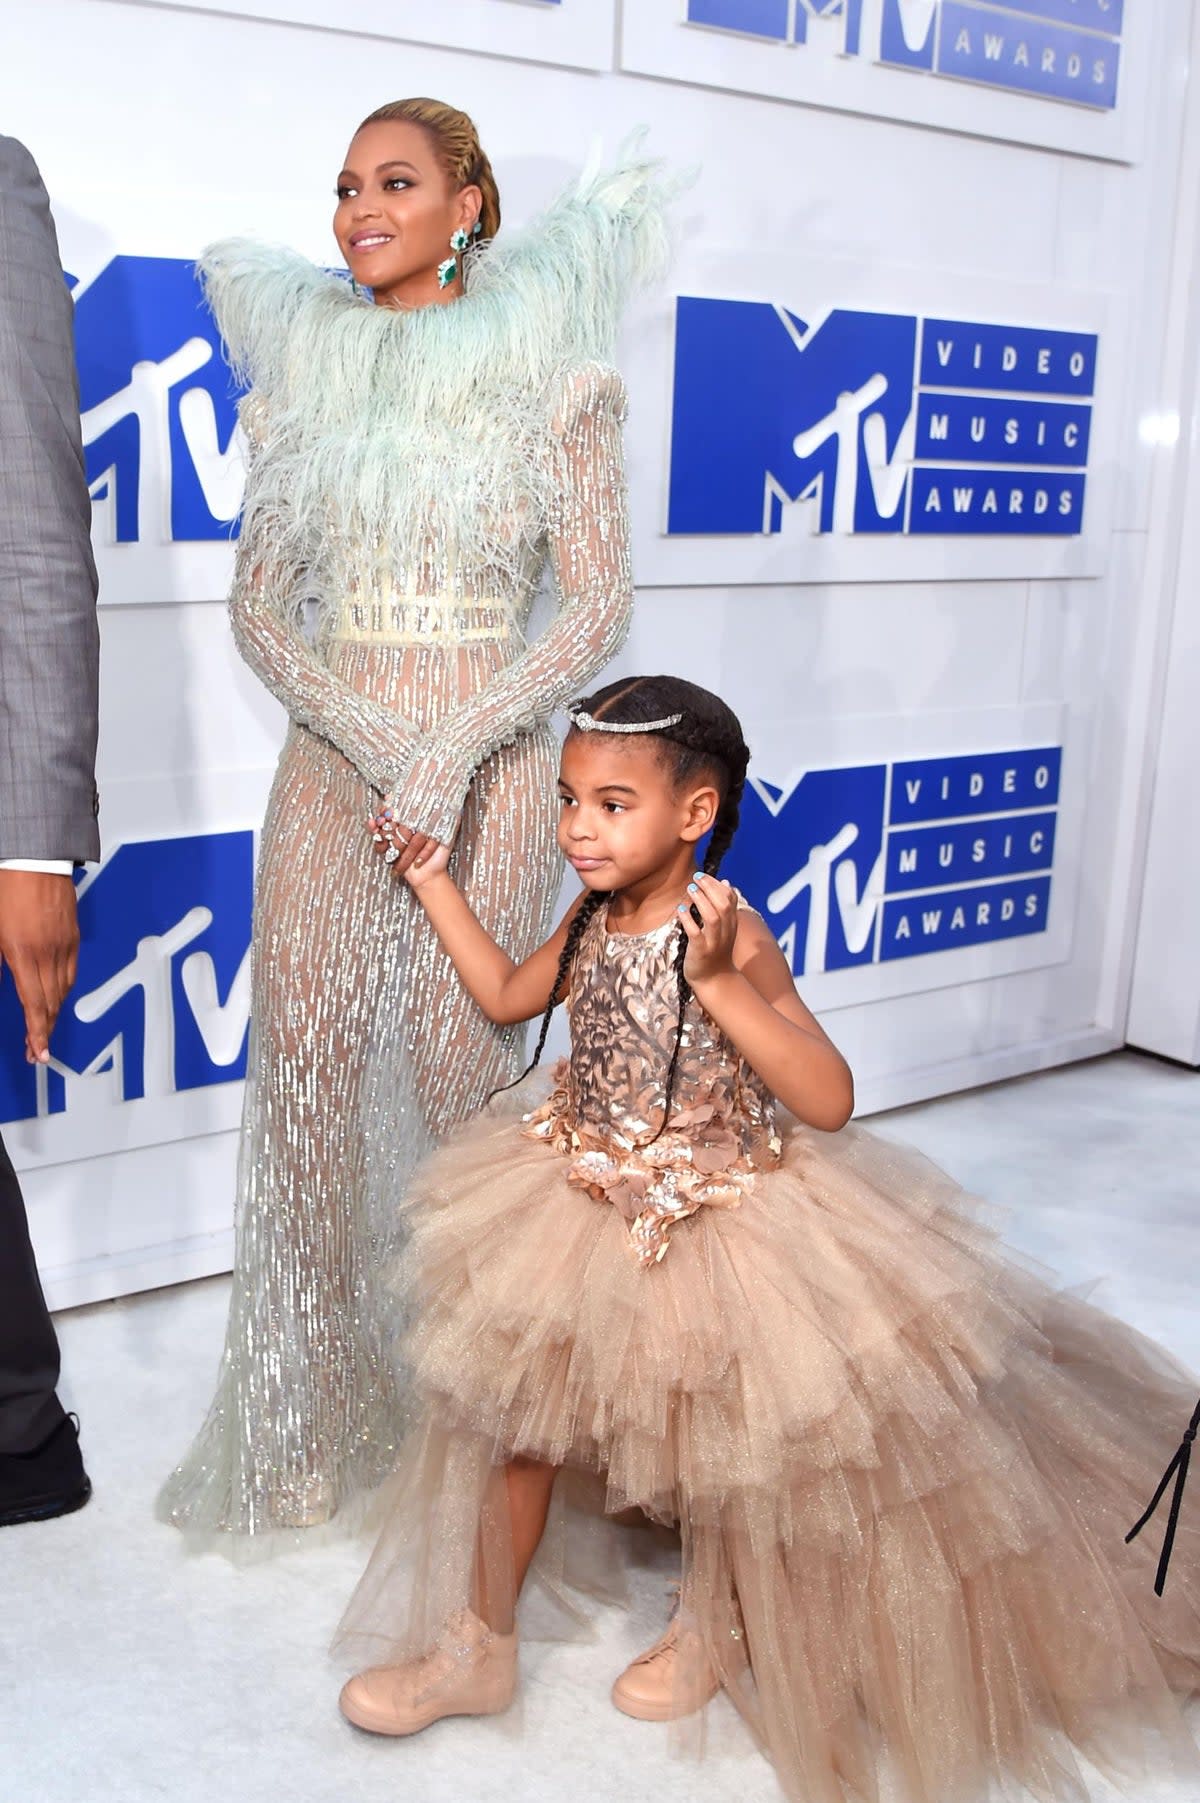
[[725, 748, 1061, 976], [668, 297, 1097, 540], [729, 765, 888, 974], [669, 301, 918, 536], [71, 256, 245, 543], [0, 832, 254, 1126]]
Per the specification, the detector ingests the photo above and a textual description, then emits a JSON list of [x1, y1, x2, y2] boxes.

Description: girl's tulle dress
[[336, 901, 1200, 1803]]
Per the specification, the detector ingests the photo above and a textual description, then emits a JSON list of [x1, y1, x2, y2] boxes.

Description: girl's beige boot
[[340, 1608, 517, 1736]]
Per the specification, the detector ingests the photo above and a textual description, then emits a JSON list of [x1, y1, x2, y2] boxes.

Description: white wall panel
[[0, 0, 1190, 1306], [126, 0, 617, 71], [1126, 2, 1200, 1067]]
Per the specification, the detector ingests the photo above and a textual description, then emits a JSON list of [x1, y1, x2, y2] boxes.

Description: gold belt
[[329, 594, 517, 646]]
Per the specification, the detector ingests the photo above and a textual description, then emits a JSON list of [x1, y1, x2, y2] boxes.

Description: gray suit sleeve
[[0, 136, 100, 863]]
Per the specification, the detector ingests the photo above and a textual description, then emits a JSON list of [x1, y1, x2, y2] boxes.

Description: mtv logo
[[726, 766, 888, 974], [726, 748, 1060, 978], [0, 831, 254, 1126], [71, 256, 247, 543], [669, 299, 918, 536], [668, 297, 1096, 541]]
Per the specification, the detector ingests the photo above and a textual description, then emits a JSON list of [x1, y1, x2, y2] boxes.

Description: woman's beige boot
[[339, 1608, 517, 1736]]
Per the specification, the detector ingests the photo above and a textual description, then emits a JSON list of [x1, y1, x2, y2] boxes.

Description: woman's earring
[[438, 227, 472, 290]]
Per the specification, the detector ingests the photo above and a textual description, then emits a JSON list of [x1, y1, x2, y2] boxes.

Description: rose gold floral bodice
[[523, 900, 781, 1267]]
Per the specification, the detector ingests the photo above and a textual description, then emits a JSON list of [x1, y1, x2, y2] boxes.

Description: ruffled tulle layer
[[336, 1104, 1200, 1803]]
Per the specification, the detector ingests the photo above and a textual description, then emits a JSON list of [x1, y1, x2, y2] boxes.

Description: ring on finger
[[383, 846, 401, 865]]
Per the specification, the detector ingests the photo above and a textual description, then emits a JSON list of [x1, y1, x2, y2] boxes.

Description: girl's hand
[[367, 810, 444, 882], [677, 873, 739, 985], [401, 840, 451, 889]]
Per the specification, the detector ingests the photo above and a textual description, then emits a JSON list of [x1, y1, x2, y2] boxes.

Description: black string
[[1125, 1395, 1200, 1596]]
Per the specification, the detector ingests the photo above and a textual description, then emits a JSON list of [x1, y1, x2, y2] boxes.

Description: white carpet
[[3, 1051, 1197, 1803]]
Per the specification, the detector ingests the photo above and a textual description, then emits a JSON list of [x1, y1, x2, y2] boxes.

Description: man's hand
[[0, 870, 80, 1064]]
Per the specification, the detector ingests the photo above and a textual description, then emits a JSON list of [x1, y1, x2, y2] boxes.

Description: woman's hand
[[368, 810, 447, 887], [677, 873, 739, 986]]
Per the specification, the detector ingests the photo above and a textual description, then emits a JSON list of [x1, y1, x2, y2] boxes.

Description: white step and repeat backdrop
[[0, 0, 1190, 1306]]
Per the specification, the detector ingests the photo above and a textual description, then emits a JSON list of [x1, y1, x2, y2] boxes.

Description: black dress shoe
[[0, 1413, 91, 1528]]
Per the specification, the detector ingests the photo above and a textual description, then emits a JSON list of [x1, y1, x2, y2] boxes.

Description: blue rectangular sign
[[0, 829, 254, 1126], [686, 0, 790, 36], [937, 2, 1121, 109], [667, 298, 1097, 544], [971, 0, 1122, 35], [885, 811, 1057, 891], [909, 468, 1087, 534], [915, 394, 1091, 465], [919, 320, 1097, 396], [881, 875, 1052, 959], [889, 748, 1062, 822]]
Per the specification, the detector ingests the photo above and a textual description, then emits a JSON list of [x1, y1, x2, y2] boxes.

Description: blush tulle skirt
[[335, 1103, 1200, 1803]]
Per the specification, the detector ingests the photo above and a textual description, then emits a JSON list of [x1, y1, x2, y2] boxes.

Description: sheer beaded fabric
[[156, 146, 674, 1544]]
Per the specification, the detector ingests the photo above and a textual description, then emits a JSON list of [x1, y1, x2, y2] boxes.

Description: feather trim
[[198, 133, 677, 406], [198, 139, 678, 607]]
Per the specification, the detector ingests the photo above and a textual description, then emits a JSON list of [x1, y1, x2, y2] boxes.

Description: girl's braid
[[650, 925, 692, 1147], [488, 888, 607, 1101], [643, 712, 749, 1140]]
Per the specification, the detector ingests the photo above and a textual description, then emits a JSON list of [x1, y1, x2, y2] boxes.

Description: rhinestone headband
[[568, 709, 684, 735]]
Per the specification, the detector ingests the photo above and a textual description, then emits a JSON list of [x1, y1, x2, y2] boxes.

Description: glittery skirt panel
[[335, 1108, 1200, 1803], [157, 638, 561, 1543]]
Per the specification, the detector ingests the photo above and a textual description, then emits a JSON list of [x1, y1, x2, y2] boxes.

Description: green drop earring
[[438, 221, 483, 290], [438, 227, 471, 291]]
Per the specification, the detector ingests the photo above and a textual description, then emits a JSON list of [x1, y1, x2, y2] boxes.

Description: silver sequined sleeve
[[230, 396, 421, 791], [391, 363, 634, 843]]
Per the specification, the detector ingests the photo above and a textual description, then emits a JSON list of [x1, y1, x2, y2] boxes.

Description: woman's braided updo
[[358, 97, 501, 242], [495, 676, 751, 1141]]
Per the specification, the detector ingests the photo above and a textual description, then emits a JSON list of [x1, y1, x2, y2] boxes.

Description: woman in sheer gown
[[158, 99, 673, 1543]]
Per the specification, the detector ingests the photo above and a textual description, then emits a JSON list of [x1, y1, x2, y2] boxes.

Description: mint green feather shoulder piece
[[197, 237, 329, 397], [198, 135, 680, 407], [197, 139, 680, 597], [464, 131, 682, 372]]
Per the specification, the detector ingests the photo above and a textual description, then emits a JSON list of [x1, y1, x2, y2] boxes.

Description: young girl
[[336, 674, 1200, 1803]]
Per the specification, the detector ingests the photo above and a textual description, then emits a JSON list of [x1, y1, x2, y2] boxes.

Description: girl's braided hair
[[497, 676, 751, 1139]]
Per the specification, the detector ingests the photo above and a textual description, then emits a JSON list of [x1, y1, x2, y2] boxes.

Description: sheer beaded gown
[[157, 152, 672, 1542]]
